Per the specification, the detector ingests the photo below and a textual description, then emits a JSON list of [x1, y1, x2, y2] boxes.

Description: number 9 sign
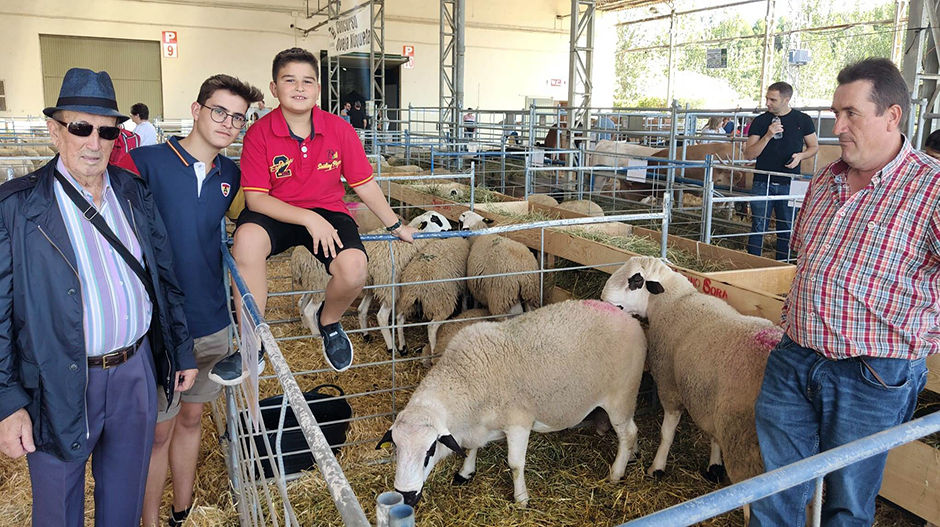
[[162, 31, 178, 58]]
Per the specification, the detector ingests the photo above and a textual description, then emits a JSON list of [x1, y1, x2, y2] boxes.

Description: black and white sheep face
[[409, 211, 452, 232], [601, 257, 666, 318], [376, 422, 466, 506], [458, 210, 493, 230]]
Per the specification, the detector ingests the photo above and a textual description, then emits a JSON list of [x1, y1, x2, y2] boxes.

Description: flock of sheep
[[380, 254, 781, 522], [0, 144, 57, 180], [291, 210, 542, 367], [289, 202, 782, 520]]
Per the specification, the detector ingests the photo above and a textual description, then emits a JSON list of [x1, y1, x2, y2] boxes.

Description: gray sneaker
[[316, 303, 353, 372], [208, 346, 266, 386]]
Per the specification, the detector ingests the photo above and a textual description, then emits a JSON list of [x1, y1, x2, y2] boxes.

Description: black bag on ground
[[243, 384, 352, 479]]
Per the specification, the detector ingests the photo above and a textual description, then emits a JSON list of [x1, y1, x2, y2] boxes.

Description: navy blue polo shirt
[[124, 136, 238, 339]]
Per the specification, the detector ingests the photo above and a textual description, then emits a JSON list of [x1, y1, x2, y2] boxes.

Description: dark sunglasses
[[55, 119, 121, 141]]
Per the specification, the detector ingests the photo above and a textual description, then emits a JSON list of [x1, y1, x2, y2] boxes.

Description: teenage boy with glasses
[[116, 74, 263, 527]]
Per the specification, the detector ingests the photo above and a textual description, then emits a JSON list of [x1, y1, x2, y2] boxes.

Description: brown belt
[[88, 337, 144, 369]]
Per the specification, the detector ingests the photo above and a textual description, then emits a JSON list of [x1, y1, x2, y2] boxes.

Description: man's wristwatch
[[385, 219, 403, 233]]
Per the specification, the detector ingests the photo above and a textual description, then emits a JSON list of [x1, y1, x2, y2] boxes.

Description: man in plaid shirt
[[748, 58, 940, 526]]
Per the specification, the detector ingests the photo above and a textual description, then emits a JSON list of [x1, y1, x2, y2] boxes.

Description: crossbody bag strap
[[53, 169, 158, 304]]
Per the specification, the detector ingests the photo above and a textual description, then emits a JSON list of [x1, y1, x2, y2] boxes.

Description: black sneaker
[[316, 303, 353, 372], [168, 506, 191, 527], [208, 344, 266, 386]]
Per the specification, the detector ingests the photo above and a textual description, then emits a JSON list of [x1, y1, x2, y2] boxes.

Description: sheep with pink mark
[[601, 256, 781, 498], [376, 299, 647, 508]]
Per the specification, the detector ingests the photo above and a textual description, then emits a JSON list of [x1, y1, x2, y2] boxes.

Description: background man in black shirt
[[744, 81, 818, 260]]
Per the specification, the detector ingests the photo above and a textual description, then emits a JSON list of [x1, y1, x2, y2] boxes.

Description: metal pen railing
[[621, 411, 940, 527]]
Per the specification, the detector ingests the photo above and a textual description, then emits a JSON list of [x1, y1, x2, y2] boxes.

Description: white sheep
[[292, 212, 450, 347], [526, 194, 559, 207], [412, 182, 465, 199], [556, 199, 604, 217], [377, 299, 647, 507], [428, 308, 491, 364], [356, 211, 452, 353], [601, 256, 780, 488], [394, 238, 472, 365], [458, 211, 540, 314]]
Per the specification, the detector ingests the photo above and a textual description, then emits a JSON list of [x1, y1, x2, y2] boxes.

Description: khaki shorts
[[157, 327, 231, 422]]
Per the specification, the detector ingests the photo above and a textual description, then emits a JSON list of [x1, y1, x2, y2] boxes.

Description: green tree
[[615, 0, 896, 107]]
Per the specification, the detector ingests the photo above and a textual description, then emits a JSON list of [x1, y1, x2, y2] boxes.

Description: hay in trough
[[563, 229, 735, 273]]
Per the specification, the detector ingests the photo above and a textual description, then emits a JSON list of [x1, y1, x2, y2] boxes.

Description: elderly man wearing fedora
[[0, 68, 197, 526]]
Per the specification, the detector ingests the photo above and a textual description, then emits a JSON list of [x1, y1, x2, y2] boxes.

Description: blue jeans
[[748, 180, 793, 261], [749, 335, 927, 527]]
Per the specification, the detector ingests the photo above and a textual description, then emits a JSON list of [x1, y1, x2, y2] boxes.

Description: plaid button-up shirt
[[782, 137, 940, 360]]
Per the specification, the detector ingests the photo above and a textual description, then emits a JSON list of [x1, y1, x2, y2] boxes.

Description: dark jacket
[[0, 157, 195, 461]]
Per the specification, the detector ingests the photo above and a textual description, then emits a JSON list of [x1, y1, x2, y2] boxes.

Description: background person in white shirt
[[131, 102, 158, 146]]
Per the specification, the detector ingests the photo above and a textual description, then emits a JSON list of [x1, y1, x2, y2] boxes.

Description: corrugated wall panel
[[40, 34, 163, 118]]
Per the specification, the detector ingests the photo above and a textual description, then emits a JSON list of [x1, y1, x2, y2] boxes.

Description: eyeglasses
[[55, 120, 121, 141], [198, 103, 247, 129]]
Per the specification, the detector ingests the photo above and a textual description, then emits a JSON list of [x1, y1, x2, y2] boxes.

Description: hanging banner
[[328, 3, 372, 56]]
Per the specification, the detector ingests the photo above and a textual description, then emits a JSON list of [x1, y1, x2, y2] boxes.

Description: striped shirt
[[782, 137, 940, 360], [53, 158, 152, 357]]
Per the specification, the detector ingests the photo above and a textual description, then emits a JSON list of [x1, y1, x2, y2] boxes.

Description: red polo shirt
[[241, 105, 374, 214]]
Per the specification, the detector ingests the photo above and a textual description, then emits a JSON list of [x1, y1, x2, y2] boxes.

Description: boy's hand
[[394, 224, 417, 243], [305, 211, 344, 258]]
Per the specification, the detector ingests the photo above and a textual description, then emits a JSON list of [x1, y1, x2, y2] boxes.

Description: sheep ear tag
[[438, 435, 467, 457], [646, 281, 665, 295], [628, 273, 645, 291], [376, 429, 394, 450]]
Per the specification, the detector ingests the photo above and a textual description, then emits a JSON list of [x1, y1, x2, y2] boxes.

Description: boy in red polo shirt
[[210, 48, 415, 382]]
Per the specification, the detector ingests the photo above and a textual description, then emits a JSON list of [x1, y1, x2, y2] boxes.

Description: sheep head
[[375, 410, 466, 507], [458, 210, 493, 230], [601, 256, 669, 318], [409, 211, 452, 232]]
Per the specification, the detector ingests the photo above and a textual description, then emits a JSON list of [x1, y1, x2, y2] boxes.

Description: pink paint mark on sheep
[[582, 299, 625, 316], [752, 327, 784, 352]]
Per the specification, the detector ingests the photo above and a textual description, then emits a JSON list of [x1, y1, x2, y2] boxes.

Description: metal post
[[328, 0, 341, 115], [369, 0, 385, 117], [811, 476, 823, 527], [660, 192, 672, 260], [377, 492, 403, 527], [893, 0, 910, 65], [500, 134, 507, 193], [666, 100, 679, 211], [915, 97, 928, 145], [703, 154, 714, 244], [665, 9, 677, 105], [388, 504, 415, 527], [758, 0, 775, 99], [902, 0, 926, 133], [455, 0, 466, 171], [567, 0, 595, 171], [527, 103, 537, 149], [469, 161, 476, 211], [440, 0, 464, 171]]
